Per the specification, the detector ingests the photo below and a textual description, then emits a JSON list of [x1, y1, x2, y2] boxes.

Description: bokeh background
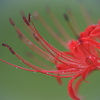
[[0, 0, 100, 100]]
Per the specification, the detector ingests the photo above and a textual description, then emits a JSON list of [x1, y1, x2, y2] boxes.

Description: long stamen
[[46, 8, 71, 41], [2, 44, 52, 74], [9, 18, 53, 62], [64, 14, 78, 39], [0, 49, 80, 78], [0, 58, 77, 78], [23, 16, 86, 67], [33, 11, 67, 48], [27, 13, 51, 52], [67, 9, 81, 33], [23, 17, 63, 54]]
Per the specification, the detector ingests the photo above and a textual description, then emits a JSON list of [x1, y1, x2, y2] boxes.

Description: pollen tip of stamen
[[9, 18, 15, 26], [2, 43, 5, 46], [28, 13, 31, 22], [2, 43, 8, 47], [33, 11, 39, 19], [2, 43, 15, 54], [64, 14, 69, 21], [23, 16, 30, 26]]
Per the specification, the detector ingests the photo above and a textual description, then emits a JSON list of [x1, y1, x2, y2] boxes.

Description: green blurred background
[[0, 0, 100, 100]]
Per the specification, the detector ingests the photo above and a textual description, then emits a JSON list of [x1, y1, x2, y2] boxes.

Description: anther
[[23, 16, 30, 26], [28, 13, 31, 22], [2, 43, 15, 54], [9, 18, 15, 26], [2, 43, 9, 47], [64, 14, 78, 39], [64, 14, 69, 22]]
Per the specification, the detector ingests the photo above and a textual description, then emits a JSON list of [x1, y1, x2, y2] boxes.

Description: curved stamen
[[1, 44, 82, 76], [23, 17, 84, 66], [9, 18, 53, 62]]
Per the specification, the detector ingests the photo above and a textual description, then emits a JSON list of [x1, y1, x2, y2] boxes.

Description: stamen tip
[[2, 43, 8, 47], [64, 14, 69, 21], [28, 13, 32, 22], [28, 13, 31, 22], [2, 43, 15, 54], [9, 18, 15, 26], [23, 16, 30, 26]]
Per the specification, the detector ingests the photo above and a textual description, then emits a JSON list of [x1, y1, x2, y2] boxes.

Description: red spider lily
[[0, 8, 100, 100]]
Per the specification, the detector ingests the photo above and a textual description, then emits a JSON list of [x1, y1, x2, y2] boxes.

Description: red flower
[[1, 9, 100, 100]]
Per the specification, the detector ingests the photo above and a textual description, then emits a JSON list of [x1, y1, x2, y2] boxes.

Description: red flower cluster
[[1, 10, 100, 100]]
